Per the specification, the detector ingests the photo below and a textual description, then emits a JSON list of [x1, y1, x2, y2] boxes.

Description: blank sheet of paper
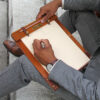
[[21, 21, 90, 70]]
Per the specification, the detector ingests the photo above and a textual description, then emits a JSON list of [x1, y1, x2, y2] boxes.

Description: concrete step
[[0, 0, 8, 100], [0, 0, 7, 70]]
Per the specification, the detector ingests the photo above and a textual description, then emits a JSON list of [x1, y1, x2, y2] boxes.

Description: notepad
[[12, 15, 90, 90], [21, 21, 90, 71]]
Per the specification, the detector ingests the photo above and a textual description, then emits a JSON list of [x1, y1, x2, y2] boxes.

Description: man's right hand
[[36, 0, 62, 23]]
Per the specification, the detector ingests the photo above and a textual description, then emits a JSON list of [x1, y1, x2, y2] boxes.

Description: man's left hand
[[33, 39, 57, 66]]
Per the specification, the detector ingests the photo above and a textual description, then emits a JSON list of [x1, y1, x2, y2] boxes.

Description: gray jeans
[[0, 11, 100, 100]]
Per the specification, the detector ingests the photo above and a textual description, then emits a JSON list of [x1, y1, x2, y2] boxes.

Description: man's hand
[[33, 39, 57, 66], [36, 0, 62, 23]]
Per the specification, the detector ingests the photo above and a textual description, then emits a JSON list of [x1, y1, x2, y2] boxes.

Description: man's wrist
[[46, 58, 58, 66], [50, 59, 58, 65], [46, 59, 59, 72], [53, 0, 62, 7]]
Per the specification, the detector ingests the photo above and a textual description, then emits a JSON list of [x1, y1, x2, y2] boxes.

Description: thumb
[[36, 10, 47, 20], [41, 12, 51, 23]]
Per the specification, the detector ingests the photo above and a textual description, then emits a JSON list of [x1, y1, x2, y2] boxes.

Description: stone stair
[[0, 0, 8, 100]]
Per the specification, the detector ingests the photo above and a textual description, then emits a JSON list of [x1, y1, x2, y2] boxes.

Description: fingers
[[33, 39, 41, 50], [36, 10, 47, 20], [41, 12, 53, 23], [36, 6, 48, 19], [33, 39, 50, 50], [40, 39, 51, 48], [37, 11, 52, 23], [33, 39, 50, 58], [36, 6, 53, 23]]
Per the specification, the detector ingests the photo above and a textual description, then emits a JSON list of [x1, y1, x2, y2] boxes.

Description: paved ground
[[0, 0, 7, 70], [0, 0, 8, 100]]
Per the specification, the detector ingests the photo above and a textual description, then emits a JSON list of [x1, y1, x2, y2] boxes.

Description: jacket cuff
[[49, 60, 69, 82], [49, 60, 81, 85]]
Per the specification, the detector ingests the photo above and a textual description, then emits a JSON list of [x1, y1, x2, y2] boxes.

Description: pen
[[40, 42, 45, 48]]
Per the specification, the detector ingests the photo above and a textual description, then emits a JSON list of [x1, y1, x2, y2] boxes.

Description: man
[[1, 0, 100, 100]]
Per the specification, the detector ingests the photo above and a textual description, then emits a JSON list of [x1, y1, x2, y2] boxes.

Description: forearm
[[53, 0, 62, 7], [63, 0, 100, 11], [49, 60, 100, 100]]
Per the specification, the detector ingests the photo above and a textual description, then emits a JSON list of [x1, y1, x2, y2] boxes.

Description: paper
[[21, 21, 90, 70]]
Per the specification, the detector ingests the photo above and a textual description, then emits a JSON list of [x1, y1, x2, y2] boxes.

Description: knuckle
[[34, 52, 36, 56], [46, 46, 49, 48], [40, 7, 43, 11], [34, 39, 38, 43], [34, 51, 37, 55], [34, 50, 36, 53], [51, 12, 54, 16], [46, 44, 50, 48], [47, 39, 49, 42], [45, 39, 48, 41], [34, 39, 36, 42], [43, 17, 47, 22], [45, 39, 49, 42]]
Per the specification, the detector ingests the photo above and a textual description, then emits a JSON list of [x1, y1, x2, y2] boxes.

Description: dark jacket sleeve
[[49, 60, 100, 100], [63, 0, 100, 11]]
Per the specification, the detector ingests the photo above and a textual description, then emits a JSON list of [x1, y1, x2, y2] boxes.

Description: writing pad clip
[[21, 27, 29, 36]]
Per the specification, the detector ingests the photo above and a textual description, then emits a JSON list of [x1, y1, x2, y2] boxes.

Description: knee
[[59, 10, 76, 21], [18, 55, 33, 75], [59, 10, 95, 22], [17, 55, 32, 82], [58, 10, 77, 33], [18, 55, 29, 65], [18, 55, 39, 82], [75, 11, 96, 21]]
